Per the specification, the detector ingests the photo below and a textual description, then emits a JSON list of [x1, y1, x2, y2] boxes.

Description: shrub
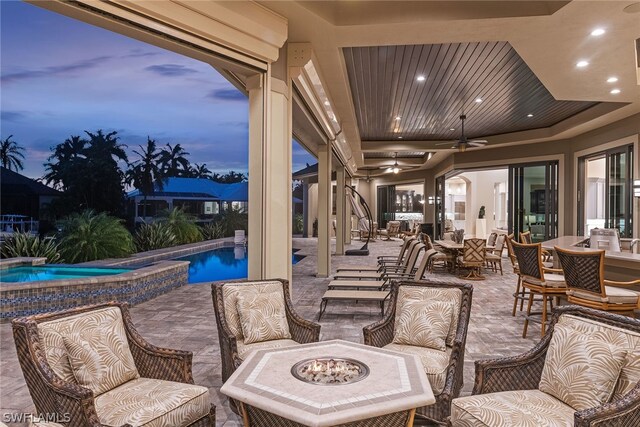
[[218, 208, 248, 237], [293, 213, 304, 234], [0, 231, 61, 263], [200, 222, 225, 240], [156, 207, 202, 244], [134, 222, 177, 251], [57, 210, 134, 263]]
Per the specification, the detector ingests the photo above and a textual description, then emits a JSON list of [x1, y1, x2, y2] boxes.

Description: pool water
[[176, 247, 305, 283], [1, 266, 132, 283]]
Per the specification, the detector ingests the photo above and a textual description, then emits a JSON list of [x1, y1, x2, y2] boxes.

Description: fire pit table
[[220, 339, 435, 427]]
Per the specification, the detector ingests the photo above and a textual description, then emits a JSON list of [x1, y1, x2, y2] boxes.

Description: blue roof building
[[127, 177, 248, 222]]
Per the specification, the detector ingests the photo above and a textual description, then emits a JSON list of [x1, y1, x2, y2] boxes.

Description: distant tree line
[[0, 131, 247, 219]]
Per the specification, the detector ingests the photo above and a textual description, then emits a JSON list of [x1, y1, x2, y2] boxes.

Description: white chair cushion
[[524, 273, 566, 288], [393, 300, 453, 351], [95, 378, 209, 427], [221, 281, 285, 340], [450, 390, 574, 426], [539, 319, 628, 411], [236, 292, 291, 345], [569, 286, 639, 305], [384, 343, 450, 395], [555, 315, 640, 400], [394, 286, 462, 346], [237, 339, 299, 360], [38, 307, 139, 395]]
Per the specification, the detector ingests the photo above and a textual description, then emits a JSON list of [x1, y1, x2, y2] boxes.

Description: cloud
[[1, 55, 113, 83], [207, 89, 246, 101], [121, 49, 160, 59], [144, 64, 199, 77], [1, 111, 28, 122]]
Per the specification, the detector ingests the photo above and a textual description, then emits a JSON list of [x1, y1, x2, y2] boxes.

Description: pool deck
[[1, 237, 540, 426]]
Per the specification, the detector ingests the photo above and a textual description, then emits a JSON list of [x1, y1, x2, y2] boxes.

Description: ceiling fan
[[382, 152, 421, 174], [437, 114, 488, 152]]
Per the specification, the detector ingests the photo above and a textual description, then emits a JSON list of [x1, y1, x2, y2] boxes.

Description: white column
[[317, 144, 332, 277], [335, 165, 346, 255], [345, 177, 352, 244], [302, 179, 309, 238], [246, 67, 292, 281]]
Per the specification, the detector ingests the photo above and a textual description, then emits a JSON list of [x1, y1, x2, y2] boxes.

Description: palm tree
[[159, 143, 190, 177], [0, 135, 25, 171], [190, 163, 212, 179], [127, 137, 164, 218], [43, 135, 87, 189]]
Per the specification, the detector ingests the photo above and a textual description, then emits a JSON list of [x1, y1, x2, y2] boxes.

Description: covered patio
[[1, 237, 539, 426]]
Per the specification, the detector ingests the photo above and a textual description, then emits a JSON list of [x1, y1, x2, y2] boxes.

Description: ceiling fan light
[[393, 167, 400, 174], [458, 144, 467, 153]]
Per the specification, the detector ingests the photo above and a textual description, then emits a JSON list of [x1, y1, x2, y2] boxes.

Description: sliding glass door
[[577, 145, 634, 237], [509, 161, 559, 242], [435, 175, 446, 239]]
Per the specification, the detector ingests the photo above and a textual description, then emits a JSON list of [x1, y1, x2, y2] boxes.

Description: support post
[[317, 144, 332, 277], [336, 165, 346, 255], [302, 179, 309, 238], [345, 177, 352, 244]]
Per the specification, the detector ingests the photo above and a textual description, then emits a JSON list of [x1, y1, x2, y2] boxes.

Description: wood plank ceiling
[[343, 42, 598, 141]]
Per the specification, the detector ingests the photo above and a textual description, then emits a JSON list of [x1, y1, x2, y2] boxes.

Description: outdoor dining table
[[433, 240, 494, 271], [220, 339, 435, 427]]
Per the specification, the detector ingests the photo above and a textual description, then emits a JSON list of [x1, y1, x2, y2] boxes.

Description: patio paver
[[0, 237, 539, 426]]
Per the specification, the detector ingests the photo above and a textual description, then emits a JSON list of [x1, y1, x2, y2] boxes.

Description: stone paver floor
[[1, 237, 541, 426]]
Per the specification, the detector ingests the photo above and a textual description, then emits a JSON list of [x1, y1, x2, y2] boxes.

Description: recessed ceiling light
[[590, 28, 605, 36], [576, 60, 589, 68], [527, 114, 534, 117], [395, 116, 401, 120], [324, 100, 330, 106], [475, 98, 483, 103], [607, 77, 618, 83], [416, 75, 426, 82], [398, 136, 403, 139], [610, 88, 621, 94], [449, 128, 455, 131]]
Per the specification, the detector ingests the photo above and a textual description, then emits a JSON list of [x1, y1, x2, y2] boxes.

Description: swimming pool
[[1, 265, 132, 283], [176, 247, 305, 283]]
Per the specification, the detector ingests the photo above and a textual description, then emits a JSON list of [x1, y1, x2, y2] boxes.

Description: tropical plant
[[159, 143, 190, 177], [126, 138, 164, 218], [43, 130, 128, 216], [293, 213, 304, 234], [211, 170, 247, 183], [0, 135, 25, 171], [0, 231, 61, 263], [57, 210, 134, 263], [189, 163, 212, 179], [156, 207, 202, 244], [133, 222, 177, 252], [218, 207, 248, 237], [200, 221, 225, 240]]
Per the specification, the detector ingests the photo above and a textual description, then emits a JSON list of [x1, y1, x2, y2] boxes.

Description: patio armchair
[[363, 281, 473, 425], [211, 279, 320, 385], [12, 302, 215, 427], [485, 234, 505, 275], [379, 220, 401, 240], [450, 306, 640, 427], [457, 238, 486, 280]]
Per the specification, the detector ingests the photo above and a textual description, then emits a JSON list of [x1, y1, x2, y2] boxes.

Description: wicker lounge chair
[[332, 242, 425, 280], [363, 281, 473, 425], [211, 279, 320, 385], [451, 306, 640, 427], [12, 302, 215, 427], [335, 236, 416, 273]]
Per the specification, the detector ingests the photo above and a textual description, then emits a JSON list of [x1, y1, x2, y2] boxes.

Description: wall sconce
[[634, 180, 640, 197]]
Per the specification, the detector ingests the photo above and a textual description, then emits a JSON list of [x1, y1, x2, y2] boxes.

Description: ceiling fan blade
[[468, 141, 487, 147], [435, 141, 458, 146], [468, 139, 488, 144]]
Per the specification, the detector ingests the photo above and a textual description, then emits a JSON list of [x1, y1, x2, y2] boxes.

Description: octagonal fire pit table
[[221, 339, 435, 427]]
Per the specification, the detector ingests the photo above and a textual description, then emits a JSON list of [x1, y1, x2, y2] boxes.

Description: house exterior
[[0, 167, 61, 234], [127, 177, 247, 223]]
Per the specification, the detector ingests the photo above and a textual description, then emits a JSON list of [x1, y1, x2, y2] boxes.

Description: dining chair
[[511, 240, 566, 338], [457, 238, 486, 280], [555, 246, 640, 314], [487, 232, 498, 247], [485, 234, 505, 275]]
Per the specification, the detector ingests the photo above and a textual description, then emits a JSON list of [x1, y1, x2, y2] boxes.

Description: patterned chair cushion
[[393, 300, 453, 351], [221, 281, 285, 340], [236, 292, 291, 344], [395, 286, 462, 346], [38, 307, 139, 393], [539, 318, 628, 411], [554, 315, 640, 400], [568, 286, 639, 305], [95, 378, 209, 427], [450, 390, 575, 426], [384, 343, 451, 395], [237, 338, 299, 360]]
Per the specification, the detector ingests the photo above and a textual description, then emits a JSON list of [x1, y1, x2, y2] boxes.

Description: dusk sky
[[0, 1, 315, 180]]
